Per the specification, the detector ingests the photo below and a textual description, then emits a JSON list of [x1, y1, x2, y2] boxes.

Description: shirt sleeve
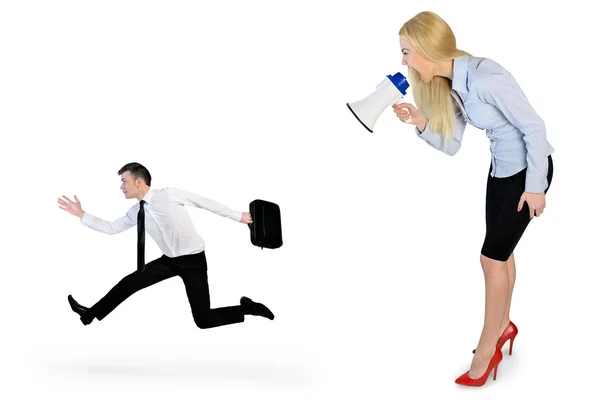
[[80, 208, 137, 234], [414, 99, 467, 156], [475, 68, 549, 193], [168, 187, 242, 222]]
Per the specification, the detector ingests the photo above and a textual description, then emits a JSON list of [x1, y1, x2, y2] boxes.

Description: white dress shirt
[[80, 187, 243, 257], [415, 55, 554, 193]]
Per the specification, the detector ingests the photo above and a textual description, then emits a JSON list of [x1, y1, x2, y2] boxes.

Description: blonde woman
[[393, 11, 554, 387]]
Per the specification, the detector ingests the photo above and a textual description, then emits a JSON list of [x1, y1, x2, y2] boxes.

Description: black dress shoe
[[240, 296, 274, 320], [68, 294, 94, 325]]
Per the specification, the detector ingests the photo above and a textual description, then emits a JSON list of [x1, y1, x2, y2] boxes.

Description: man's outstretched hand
[[241, 211, 253, 224], [58, 195, 84, 218]]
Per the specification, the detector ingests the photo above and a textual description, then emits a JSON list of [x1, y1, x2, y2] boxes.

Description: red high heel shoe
[[473, 321, 518, 355], [455, 347, 503, 387]]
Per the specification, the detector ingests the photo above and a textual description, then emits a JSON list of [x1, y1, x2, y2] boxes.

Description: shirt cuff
[[80, 212, 92, 225], [231, 210, 243, 222], [415, 121, 429, 137], [525, 170, 547, 193], [415, 121, 438, 145]]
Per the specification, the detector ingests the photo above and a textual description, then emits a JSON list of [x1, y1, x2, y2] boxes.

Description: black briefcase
[[248, 199, 282, 249]]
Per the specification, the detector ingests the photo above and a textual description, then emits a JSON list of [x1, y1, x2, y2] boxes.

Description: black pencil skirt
[[481, 155, 553, 261]]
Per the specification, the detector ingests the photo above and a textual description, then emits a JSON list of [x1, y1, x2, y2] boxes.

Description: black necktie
[[138, 200, 145, 272]]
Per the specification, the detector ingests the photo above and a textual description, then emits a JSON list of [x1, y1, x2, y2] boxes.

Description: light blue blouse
[[415, 55, 554, 193]]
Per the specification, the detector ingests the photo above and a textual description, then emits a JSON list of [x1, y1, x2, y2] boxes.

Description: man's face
[[119, 171, 139, 199]]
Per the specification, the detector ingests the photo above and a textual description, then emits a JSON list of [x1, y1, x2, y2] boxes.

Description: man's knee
[[193, 313, 213, 329]]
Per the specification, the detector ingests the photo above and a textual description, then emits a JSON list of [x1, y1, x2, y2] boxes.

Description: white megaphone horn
[[347, 72, 411, 133]]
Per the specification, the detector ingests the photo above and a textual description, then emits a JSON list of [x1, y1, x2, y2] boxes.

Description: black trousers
[[481, 155, 554, 261], [88, 251, 245, 328]]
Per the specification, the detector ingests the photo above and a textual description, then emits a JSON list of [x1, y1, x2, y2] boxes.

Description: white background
[[1, 0, 598, 409]]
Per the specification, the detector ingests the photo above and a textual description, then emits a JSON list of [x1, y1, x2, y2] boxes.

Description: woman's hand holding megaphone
[[393, 102, 427, 132]]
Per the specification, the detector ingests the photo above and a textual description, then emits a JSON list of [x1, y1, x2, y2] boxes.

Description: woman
[[393, 11, 554, 387]]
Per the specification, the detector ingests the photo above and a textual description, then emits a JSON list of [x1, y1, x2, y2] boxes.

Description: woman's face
[[400, 37, 432, 83]]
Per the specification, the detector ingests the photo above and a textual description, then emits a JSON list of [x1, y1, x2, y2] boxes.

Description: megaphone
[[347, 72, 411, 133]]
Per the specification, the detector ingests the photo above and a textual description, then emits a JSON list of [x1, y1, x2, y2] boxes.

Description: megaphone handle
[[393, 97, 412, 124]]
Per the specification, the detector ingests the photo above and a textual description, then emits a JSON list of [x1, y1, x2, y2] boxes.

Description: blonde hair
[[399, 11, 470, 139]]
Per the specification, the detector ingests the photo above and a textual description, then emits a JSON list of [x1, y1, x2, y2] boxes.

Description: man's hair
[[118, 162, 152, 186]]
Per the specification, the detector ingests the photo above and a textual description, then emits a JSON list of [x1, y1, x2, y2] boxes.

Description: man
[[57, 162, 274, 328]]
